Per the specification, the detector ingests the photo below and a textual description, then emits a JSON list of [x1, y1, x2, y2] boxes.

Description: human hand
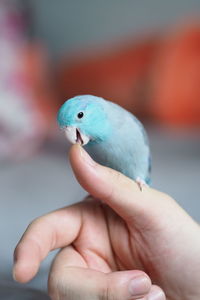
[[13, 145, 200, 300]]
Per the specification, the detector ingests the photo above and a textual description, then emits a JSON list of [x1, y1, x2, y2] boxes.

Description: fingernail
[[13, 250, 17, 264], [148, 290, 165, 300], [80, 146, 96, 167], [12, 267, 17, 281], [129, 275, 151, 296]]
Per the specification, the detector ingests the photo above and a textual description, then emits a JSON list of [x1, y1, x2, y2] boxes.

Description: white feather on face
[[64, 126, 90, 146]]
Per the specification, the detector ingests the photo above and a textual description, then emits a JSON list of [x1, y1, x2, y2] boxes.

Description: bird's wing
[[131, 114, 152, 184], [104, 101, 152, 183]]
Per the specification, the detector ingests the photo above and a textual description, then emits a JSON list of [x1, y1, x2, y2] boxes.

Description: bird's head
[[57, 95, 112, 146]]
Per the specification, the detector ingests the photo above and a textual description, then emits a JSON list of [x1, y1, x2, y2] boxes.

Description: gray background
[[27, 0, 200, 58], [1, 0, 200, 297]]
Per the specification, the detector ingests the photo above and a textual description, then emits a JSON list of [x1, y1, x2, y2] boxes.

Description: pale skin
[[13, 144, 200, 300]]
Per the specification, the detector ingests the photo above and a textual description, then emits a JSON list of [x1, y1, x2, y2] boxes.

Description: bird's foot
[[135, 177, 148, 191]]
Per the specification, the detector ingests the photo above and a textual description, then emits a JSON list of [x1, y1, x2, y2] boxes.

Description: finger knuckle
[[48, 273, 60, 300], [28, 216, 43, 229], [98, 280, 116, 300]]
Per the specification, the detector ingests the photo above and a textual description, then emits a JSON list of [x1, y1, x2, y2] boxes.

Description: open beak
[[76, 128, 83, 145], [64, 126, 90, 146]]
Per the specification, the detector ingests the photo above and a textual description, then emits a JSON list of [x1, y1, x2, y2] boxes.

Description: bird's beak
[[64, 126, 90, 146]]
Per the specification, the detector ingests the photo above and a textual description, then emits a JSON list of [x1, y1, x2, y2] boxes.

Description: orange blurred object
[[58, 38, 159, 115], [151, 24, 200, 127], [58, 23, 200, 127]]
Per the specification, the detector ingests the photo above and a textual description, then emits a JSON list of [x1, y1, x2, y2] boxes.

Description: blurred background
[[0, 0, 199, 298]]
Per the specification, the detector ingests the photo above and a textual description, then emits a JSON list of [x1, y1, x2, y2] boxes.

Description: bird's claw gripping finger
[[136, 177, 148, 191]]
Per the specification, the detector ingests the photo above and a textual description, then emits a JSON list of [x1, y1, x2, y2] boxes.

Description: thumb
[[49, 267, 152, 300], [48, 246, 152, 300], [69, 144, 173, 223]]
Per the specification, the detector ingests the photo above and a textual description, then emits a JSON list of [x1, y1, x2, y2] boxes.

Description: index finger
[[13, 204, 82, 283]]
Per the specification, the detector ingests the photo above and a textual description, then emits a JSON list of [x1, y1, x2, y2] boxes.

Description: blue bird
[[57, 95, 151, 188]]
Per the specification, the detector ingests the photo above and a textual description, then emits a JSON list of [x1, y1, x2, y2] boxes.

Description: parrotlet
[[57, 95, 151, 187]]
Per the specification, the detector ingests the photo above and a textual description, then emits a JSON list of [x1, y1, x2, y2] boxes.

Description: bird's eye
[[77, 112, 84, 119]]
